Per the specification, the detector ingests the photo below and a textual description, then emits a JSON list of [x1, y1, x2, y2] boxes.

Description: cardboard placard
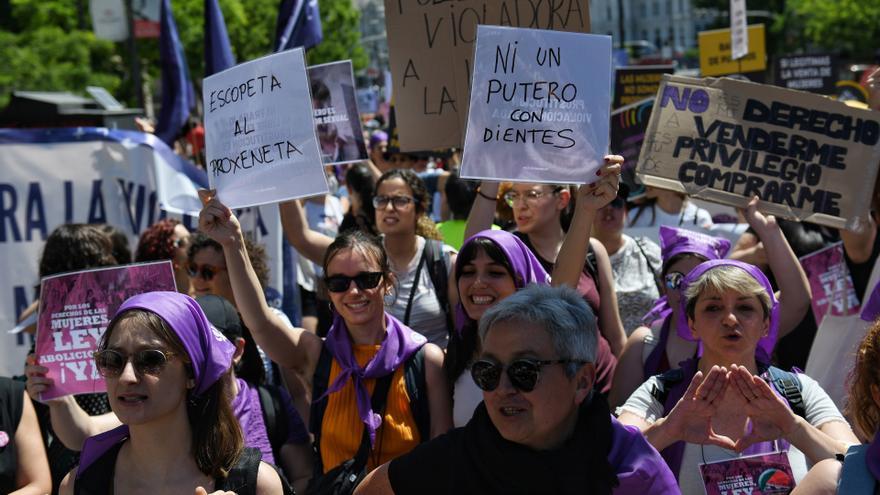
[[699, 24, 766, 77], [307, 60, 368, 165], [34, 261, 176, 400], [636, 75, 880, 230], [460, 26, 611, 184], [613, 65, 674, 109], [774, 54, 838, 94], [383, 0, 591, 151], [611, 97, 654, 189], [700, 451, 795, 495], [799, 242, 860, 326], [203, 49, 328, 209]]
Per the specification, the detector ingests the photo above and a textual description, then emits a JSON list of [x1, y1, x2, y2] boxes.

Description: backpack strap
[[215, 447, 262, 495], [649, 367, 685, 406], [348, 372, 395, 471], [403, 243, 429, 326], [765, 366, 807, 419], [423, 239, 453, 335], [257, 384, 289, 459], [309, 345, 334, 475], [403, 347, 431, 442], [583, 244, 598, 280], [633, 237, 663, 293]]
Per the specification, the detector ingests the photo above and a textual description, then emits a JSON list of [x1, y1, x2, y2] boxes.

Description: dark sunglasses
[[664, 271, 685, 290], [324, 272, 383, 293], [372, 195, 414, 209], [93, 349, 176, 378], [470, 358, 586, 393], [187, 263, 227, 281]]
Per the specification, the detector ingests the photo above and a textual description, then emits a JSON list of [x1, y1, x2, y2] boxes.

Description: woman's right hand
[[24, 353, 53, 401], [575, 155, 622, 213], [660, 366, 737, 449], [198, 190, 242, 248]]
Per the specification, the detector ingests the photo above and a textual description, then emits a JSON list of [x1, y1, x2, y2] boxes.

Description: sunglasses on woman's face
[[93, 349, 176, 378], [324, 272, 383, 293], [470, 358, 586, 393], [187, 263, 227, 281], [664, 271, 685, 290]]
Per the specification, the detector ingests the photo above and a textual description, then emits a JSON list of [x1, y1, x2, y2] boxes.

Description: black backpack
[[257, 383, 290, 464], [403, 238, 452, 336]]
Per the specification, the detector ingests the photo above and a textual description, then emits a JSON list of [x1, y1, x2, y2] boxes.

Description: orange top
[[320, 344, 421, 473]]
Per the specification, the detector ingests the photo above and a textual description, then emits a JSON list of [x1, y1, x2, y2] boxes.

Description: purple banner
[[799, 242, 860, 326], [35, 261, 176, 400]]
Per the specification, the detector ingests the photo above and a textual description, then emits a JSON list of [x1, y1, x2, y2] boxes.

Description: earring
[[384, 291, 396, 307]]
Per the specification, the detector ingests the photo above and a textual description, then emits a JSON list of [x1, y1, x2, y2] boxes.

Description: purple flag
[[155, 0, 195, 145], [204, 0, 236, 76], [274, 0, 323, 52]]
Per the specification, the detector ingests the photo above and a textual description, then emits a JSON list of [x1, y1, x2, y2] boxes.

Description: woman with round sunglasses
[[59, 291, 286, 495], [355, 284, 679, 495], [608, 198, 811, 408], [199, 195, 452, 487], [281, 169, 457, 348], [617, 259, 856, 492]]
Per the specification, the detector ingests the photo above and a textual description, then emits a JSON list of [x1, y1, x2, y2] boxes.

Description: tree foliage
[[786, 0, 880, 60]]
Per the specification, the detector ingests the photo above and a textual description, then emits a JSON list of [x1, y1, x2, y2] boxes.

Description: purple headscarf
[[642, 226, 731, 326], [676, 259, 779, 361], [322, 312, 425, 446], [454, 230, 551, 333], [369, 130, 388, 150], [77, 291, 235, 477]]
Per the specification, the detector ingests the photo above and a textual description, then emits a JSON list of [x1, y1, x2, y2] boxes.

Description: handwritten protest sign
[[460, 26, 611, 184], [699, 24, 766, 77], [35, 261, 176, 400], [799, 242, 860, 326], [611, 97, 654, 190], [203, 49, 327, 209], [383, 0, 591, 151], [307, 60, 368, 165], [613, 65, 674, 109], [775, 54, 838, 94], [636, 75, 880, 230]]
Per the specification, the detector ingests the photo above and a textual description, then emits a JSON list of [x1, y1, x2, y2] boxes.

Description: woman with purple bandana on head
[[618, 260, 858, 493], [609, 197, 813, 408], [59, 291, 286, 495]]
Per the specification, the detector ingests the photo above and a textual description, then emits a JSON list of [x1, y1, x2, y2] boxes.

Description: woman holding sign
[[617, 259, 857, 492], [199, 194, 452, 490], [464, 156, 626, 395]]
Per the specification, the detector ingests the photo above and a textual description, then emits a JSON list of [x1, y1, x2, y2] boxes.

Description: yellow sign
[[698, 24, 766, 77]]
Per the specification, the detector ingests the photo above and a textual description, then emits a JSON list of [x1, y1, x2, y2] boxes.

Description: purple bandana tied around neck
[[77, 291, 235, 478], [641, 227, 731, 326], [868, 428, 880, 481], [454, 230, 550, 334], [322, 312, 425, 446], [676, 260, 779, 360]]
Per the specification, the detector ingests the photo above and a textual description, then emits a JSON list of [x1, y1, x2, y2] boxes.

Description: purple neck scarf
[[642, 227, 731, 326], [454, 230, 550, 334], [77, 291, 235, 478], [322, 312, 425, 446], [676, 260, 779, 361]]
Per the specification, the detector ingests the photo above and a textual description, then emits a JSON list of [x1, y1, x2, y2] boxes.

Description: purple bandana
[[454, 230, 550, 333], [868, 428, 880, 481], [676, 260, 780, 361], [642, 227, 731, 326], [322, 312, 425, 446], [77, 291, 235, 478]]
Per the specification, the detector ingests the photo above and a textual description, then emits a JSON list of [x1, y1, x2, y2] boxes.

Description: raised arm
[[278, 198, 334, 265], [742, 197, 810, 337], [591, 239, 626, 356], [841, 218, 877, 264], [11, 389, 51, 495], [463, 181, 500, 241], [199, 193, 322, 378]]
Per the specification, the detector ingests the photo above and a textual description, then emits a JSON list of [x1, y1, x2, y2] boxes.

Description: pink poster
[[799, 242, 861, 326], [34, 261, 176, 400], [700, 451, 795, 494]]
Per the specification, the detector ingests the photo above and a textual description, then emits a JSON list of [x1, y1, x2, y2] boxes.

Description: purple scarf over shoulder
[[454, 230, 550, 333], [322, 312, 425, 446], [77, 291, 235, 478]]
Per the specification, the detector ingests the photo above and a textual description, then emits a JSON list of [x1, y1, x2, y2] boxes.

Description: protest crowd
[[6, 1, 880, 494]]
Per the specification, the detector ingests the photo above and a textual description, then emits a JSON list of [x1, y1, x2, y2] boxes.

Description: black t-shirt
[[388, 431, 456, 494], [845, 225, 880, 301], [0, 377, 24, 494]]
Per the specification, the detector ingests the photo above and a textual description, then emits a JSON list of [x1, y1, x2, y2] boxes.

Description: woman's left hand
[[577, 155, 623, 212], [728, 365, 798, 452], [738, 195, 777, 234]]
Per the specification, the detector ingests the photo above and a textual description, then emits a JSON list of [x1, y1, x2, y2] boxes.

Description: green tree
[[306, 0, 368, 71], [786, 0, 880, 60]]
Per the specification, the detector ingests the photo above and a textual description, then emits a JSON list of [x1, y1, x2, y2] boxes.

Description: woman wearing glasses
[[281, 169, 457, 348], [608, 198, 810, 408], [616, 260, 855, 492], [59, 291, 286, 494], [199, 196, 452, 488], [465, 156, 627, 396]]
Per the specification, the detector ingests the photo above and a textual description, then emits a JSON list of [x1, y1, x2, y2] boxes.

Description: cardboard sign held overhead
[[611, 97, 655, 190], [203, 49, 328, 209], [699, 24, 766, 77], [636, 75, 880, 230], [307, 60, 368, 165], [383, 0, 591, 151], [460, 26, 611, 184], [614, 65, 674, 109]]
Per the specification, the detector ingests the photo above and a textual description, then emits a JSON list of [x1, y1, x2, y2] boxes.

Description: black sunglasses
[[664, 271, 685, 290], [470, 358, 587, 393], [93, 349, 176, 378], [187, 263, 227, 281], [324, 272, 383, 293]]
